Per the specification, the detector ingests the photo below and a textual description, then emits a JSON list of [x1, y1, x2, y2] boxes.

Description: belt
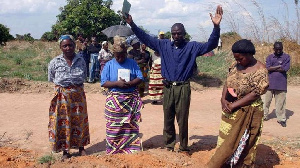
[[163, 80, 189, 87], [170, 81, 187, 86]]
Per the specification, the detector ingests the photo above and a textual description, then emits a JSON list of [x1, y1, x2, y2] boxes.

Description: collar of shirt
[[57, 53, 81, 65], [171, 41, 187, 49], [272, 53, 283, 58]]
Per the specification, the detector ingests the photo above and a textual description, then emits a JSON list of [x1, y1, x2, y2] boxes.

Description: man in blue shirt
[[125, 5, 223, 153], [263, 42, 290, 127]]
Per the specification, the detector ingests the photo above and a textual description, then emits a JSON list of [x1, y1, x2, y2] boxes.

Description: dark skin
[[267, 44, 285, 72], [60, 39, 76, 66], [99, 43, 110, 63], [221, 53, 266, 113], [60, 39, 87, 157], [102, 52, 142, 89], [124, 5, 223, 47]]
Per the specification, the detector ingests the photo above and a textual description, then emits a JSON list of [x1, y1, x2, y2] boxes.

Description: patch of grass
[[288, 64, 300, 77], [0, 41, 58, 81], [11, 71, 24, 78], [14, 57, 23, 65], [196, 50, 233, 81], [23, 73, 33, 80], [38, 154, 56, 164], [0, 64, 10, 72]]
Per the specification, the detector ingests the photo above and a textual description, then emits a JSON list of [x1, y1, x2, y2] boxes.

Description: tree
[[0, 24, 14, 46], [51, 0, 121, 41], [41, 32, 57, 41], [15, 33, 34, 43]]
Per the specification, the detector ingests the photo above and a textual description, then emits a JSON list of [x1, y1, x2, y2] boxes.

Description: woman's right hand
[[116, 78, 130, 88], [221, 98, 231, 113]]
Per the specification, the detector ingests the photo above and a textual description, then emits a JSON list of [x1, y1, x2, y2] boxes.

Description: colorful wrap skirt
[[148, 63, 164, 101], [105, 90, 143, 154], [48, 85, 90, 152], [208, 99, 264, 167]]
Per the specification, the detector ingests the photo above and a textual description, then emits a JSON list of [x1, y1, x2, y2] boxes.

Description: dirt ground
[[0, 78, 300, 168]]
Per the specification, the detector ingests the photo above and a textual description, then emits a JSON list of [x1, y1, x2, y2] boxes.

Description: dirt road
[[0, 84, 299, 167]]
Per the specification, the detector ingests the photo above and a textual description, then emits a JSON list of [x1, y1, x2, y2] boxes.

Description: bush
[[0, 24, 14, 46], [41, 32, 57, 41]]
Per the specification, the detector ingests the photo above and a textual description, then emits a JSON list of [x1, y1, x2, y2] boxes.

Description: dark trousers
[[163, 82, 191, 150]]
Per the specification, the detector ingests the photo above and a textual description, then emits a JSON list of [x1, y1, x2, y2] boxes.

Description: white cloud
[[0, 0, 63, 14], [111, 0, 217, 41], [0, 0, 297, 41]]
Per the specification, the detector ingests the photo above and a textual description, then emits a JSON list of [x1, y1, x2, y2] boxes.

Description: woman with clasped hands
[[207, 39, 269, 168]]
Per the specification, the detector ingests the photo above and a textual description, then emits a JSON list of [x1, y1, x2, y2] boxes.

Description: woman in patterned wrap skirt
[[207, 39, 269, 168], [148, 50, 164, 104], [101, 36, 144, 154], [48, 35, 90, 160]]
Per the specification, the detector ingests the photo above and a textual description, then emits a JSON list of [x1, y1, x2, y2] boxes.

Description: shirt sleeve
[[100, 61, 110, 86], [195, 27, 220, 56], [281, 54, 291, 72], [131, 23, 160, 52], [265, 55, 272, 69], [48, 60, 55, 82], [252, 68, 269, 96], [81, 58, 87, 79]]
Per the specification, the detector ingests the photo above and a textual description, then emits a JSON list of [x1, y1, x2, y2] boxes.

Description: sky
[[0, 0, 298, 42]]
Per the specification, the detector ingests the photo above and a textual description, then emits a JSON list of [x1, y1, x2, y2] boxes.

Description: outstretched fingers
[[216, 5, 223, 16]]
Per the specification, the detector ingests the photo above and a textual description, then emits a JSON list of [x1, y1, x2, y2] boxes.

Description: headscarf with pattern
[[58, 35, 75, 45]]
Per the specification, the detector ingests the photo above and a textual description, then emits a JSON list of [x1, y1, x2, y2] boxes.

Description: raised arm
[[210, 5, 223, 28], [195, 5, 223, 56], [124, 14, 160, 51]]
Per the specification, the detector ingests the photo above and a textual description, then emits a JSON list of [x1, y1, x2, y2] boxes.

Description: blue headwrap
[[58, 35, 75, 45]]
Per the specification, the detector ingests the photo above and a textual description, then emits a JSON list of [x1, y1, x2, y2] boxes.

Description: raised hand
[[210, 5, 223, 27], [124, 13, 133, 25]]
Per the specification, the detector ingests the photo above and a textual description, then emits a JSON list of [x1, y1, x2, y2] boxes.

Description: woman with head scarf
[[207, 39, 269, 168], [48, 35, 90, 160], [98, 41, 113, 74], [101, 36, 144, 154]]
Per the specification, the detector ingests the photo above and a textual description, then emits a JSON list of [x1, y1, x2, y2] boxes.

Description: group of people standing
[[47, 4, 291, 167], [75, 34, 113, 83]]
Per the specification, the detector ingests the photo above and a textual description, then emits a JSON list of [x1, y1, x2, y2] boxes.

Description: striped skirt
[[105, 90, 143, 154], [148, 63, 164, 101], [48, 85, 90, 152]]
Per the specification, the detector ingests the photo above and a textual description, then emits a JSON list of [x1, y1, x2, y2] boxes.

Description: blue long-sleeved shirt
[[131, 22, 220, 81]]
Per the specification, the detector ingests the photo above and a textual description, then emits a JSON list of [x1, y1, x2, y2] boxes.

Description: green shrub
[[288, 64, 300, 77], [14, 57, 23, 65], [38, 154, 56, 164], [196, 51, 233, 80]]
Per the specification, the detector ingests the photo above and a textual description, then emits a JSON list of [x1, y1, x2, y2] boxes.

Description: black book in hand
[[225, 90, 237, 102]]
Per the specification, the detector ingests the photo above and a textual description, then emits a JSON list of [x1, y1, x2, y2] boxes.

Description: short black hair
[[274, 41, 283, 48], [232, 39, 255, 55], [171, 23, 186, 34]]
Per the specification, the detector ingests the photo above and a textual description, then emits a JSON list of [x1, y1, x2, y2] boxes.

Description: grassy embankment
[[0, 40, 299, 86]]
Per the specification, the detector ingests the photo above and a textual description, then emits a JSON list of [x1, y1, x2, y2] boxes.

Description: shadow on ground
[[267, 109, 294, 120], [255, 144, 280, 167]]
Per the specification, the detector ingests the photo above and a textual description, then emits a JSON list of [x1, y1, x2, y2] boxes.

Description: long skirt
[[148, 63, 164, 101], [207, 99, 264, 167], [48, 85, 90, 152], [105, 90, 143, 154]]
